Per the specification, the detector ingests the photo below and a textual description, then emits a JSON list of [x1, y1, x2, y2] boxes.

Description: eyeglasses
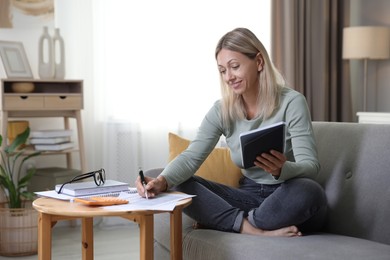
[[57, 168, 106, 194]]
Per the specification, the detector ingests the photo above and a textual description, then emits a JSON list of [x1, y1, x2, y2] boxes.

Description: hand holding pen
[[135, 169, 169, 198], [138, 168, 149, 199]]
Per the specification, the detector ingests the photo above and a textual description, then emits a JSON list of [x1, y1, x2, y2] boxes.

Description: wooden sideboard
[[0, 79, 86, 172]]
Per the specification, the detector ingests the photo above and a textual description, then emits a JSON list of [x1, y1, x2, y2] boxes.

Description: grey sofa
[[147, 122, 390, 260]]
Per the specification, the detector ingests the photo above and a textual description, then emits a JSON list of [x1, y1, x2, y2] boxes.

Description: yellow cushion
[[168, 132, 242, 187]]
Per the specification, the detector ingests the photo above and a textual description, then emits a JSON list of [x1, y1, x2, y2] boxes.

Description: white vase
[[38, 26, 55, 79], [53, 28, 65, 79]]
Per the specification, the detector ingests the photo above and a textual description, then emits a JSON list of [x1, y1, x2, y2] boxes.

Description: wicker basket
[[0, 201, 38, 256], [0, 188, 7, 208]]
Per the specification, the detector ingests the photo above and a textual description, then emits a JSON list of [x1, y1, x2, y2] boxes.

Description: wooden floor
[[0, 220, 140, 260]]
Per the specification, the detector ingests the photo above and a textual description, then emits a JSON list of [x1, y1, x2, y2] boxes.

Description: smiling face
[[217, 48, 264, 97]]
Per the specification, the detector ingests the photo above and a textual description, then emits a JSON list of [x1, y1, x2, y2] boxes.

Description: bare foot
[[240, 218, 302, 237], [192, 222, 206, 229]]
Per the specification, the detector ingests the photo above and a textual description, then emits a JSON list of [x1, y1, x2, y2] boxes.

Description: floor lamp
[[342, 26, 390, 111]]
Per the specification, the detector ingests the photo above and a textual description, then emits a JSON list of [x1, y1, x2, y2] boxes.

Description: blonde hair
[[215, 28, 286, 128]]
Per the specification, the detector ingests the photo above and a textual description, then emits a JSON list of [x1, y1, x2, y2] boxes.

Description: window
[[93, 0, 271, 129]]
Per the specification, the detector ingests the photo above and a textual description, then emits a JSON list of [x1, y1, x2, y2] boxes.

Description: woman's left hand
[[254, 150, 286, 178]]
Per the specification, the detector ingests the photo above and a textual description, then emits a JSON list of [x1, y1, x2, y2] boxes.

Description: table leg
[[38, 212, 52, 260], [137, 214, 154, 260], [81, 218, 94, 260], [170, 207, 183, 260]]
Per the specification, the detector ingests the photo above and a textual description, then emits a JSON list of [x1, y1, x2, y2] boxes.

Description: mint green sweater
[[161, 87, 320, 187]]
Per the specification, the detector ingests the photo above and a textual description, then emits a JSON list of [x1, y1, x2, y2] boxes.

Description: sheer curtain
[[90, 0, 271, 183]]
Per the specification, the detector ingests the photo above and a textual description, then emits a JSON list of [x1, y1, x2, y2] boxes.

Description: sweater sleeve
[[278, 92, 320, 181], [160, 101, 223, 187]]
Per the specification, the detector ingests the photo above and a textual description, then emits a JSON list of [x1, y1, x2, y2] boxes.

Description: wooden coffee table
[[33, 195, 192, 260]]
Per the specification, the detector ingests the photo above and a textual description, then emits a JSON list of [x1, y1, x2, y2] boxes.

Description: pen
[[139, 168, 149, 199]]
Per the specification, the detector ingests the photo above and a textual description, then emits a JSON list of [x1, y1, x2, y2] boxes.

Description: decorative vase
[[11, 82, 35, 93], [38, 26, 55, 79], [53, 28, 65, 79]]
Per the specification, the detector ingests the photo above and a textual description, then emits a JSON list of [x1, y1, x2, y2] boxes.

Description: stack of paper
[[30, 129, 74, 151]]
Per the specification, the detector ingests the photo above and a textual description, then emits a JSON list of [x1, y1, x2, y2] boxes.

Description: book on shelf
[[30, 129, 73, 138], [54, 179, 131, 196], [34, 142, 74, 151], [239, 121, 286, 169], [30, 136, 71, 145]]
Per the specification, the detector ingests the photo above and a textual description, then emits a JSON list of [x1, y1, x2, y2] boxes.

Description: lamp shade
[[342, 26, 390, 60]]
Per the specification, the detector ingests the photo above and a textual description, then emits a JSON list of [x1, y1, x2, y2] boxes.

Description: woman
[[136, 28, 327, 237]]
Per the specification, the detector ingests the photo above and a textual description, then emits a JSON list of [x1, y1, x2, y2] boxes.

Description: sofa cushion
[[168, 132, 242, 187]]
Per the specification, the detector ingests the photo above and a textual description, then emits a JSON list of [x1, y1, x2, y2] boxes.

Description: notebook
[[55, 179, 131, 196], [239, 121, 286, 169], [35, 188, 137, 201]]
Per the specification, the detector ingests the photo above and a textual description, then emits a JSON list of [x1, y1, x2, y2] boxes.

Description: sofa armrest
[[144, 168, 164, 178]]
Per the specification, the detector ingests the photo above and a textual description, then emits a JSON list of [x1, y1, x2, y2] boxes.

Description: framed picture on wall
[[0, 41, 33, 78]]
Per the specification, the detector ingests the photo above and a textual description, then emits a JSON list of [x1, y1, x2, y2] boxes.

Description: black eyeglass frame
[[57, 168, 106, 194]]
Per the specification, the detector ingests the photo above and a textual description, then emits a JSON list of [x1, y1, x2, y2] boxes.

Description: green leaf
[[18, 168, 35, 188], [5, 127, 29, 154], [20, 191, 35, 201], [0, 127, 40, 208]]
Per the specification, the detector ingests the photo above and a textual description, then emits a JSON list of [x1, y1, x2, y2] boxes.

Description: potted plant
[[0, 127, 41, 256]]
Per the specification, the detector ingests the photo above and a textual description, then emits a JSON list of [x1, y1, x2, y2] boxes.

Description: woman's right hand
[[135, 175, 168, 198]]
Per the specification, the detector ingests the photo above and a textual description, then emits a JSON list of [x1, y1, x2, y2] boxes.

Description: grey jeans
[[173, 175, 327, 233]]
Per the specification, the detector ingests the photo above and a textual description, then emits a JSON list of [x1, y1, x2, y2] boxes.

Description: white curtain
[[88, 0, 271, 183]]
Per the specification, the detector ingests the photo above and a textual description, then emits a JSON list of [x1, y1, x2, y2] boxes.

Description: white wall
[[0, 0, 96, 170]]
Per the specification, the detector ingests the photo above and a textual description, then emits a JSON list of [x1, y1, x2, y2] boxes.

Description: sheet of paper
[[35, 190, 195, 211], [102, 193, 195, 211], [35, 190, 74, 200]]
